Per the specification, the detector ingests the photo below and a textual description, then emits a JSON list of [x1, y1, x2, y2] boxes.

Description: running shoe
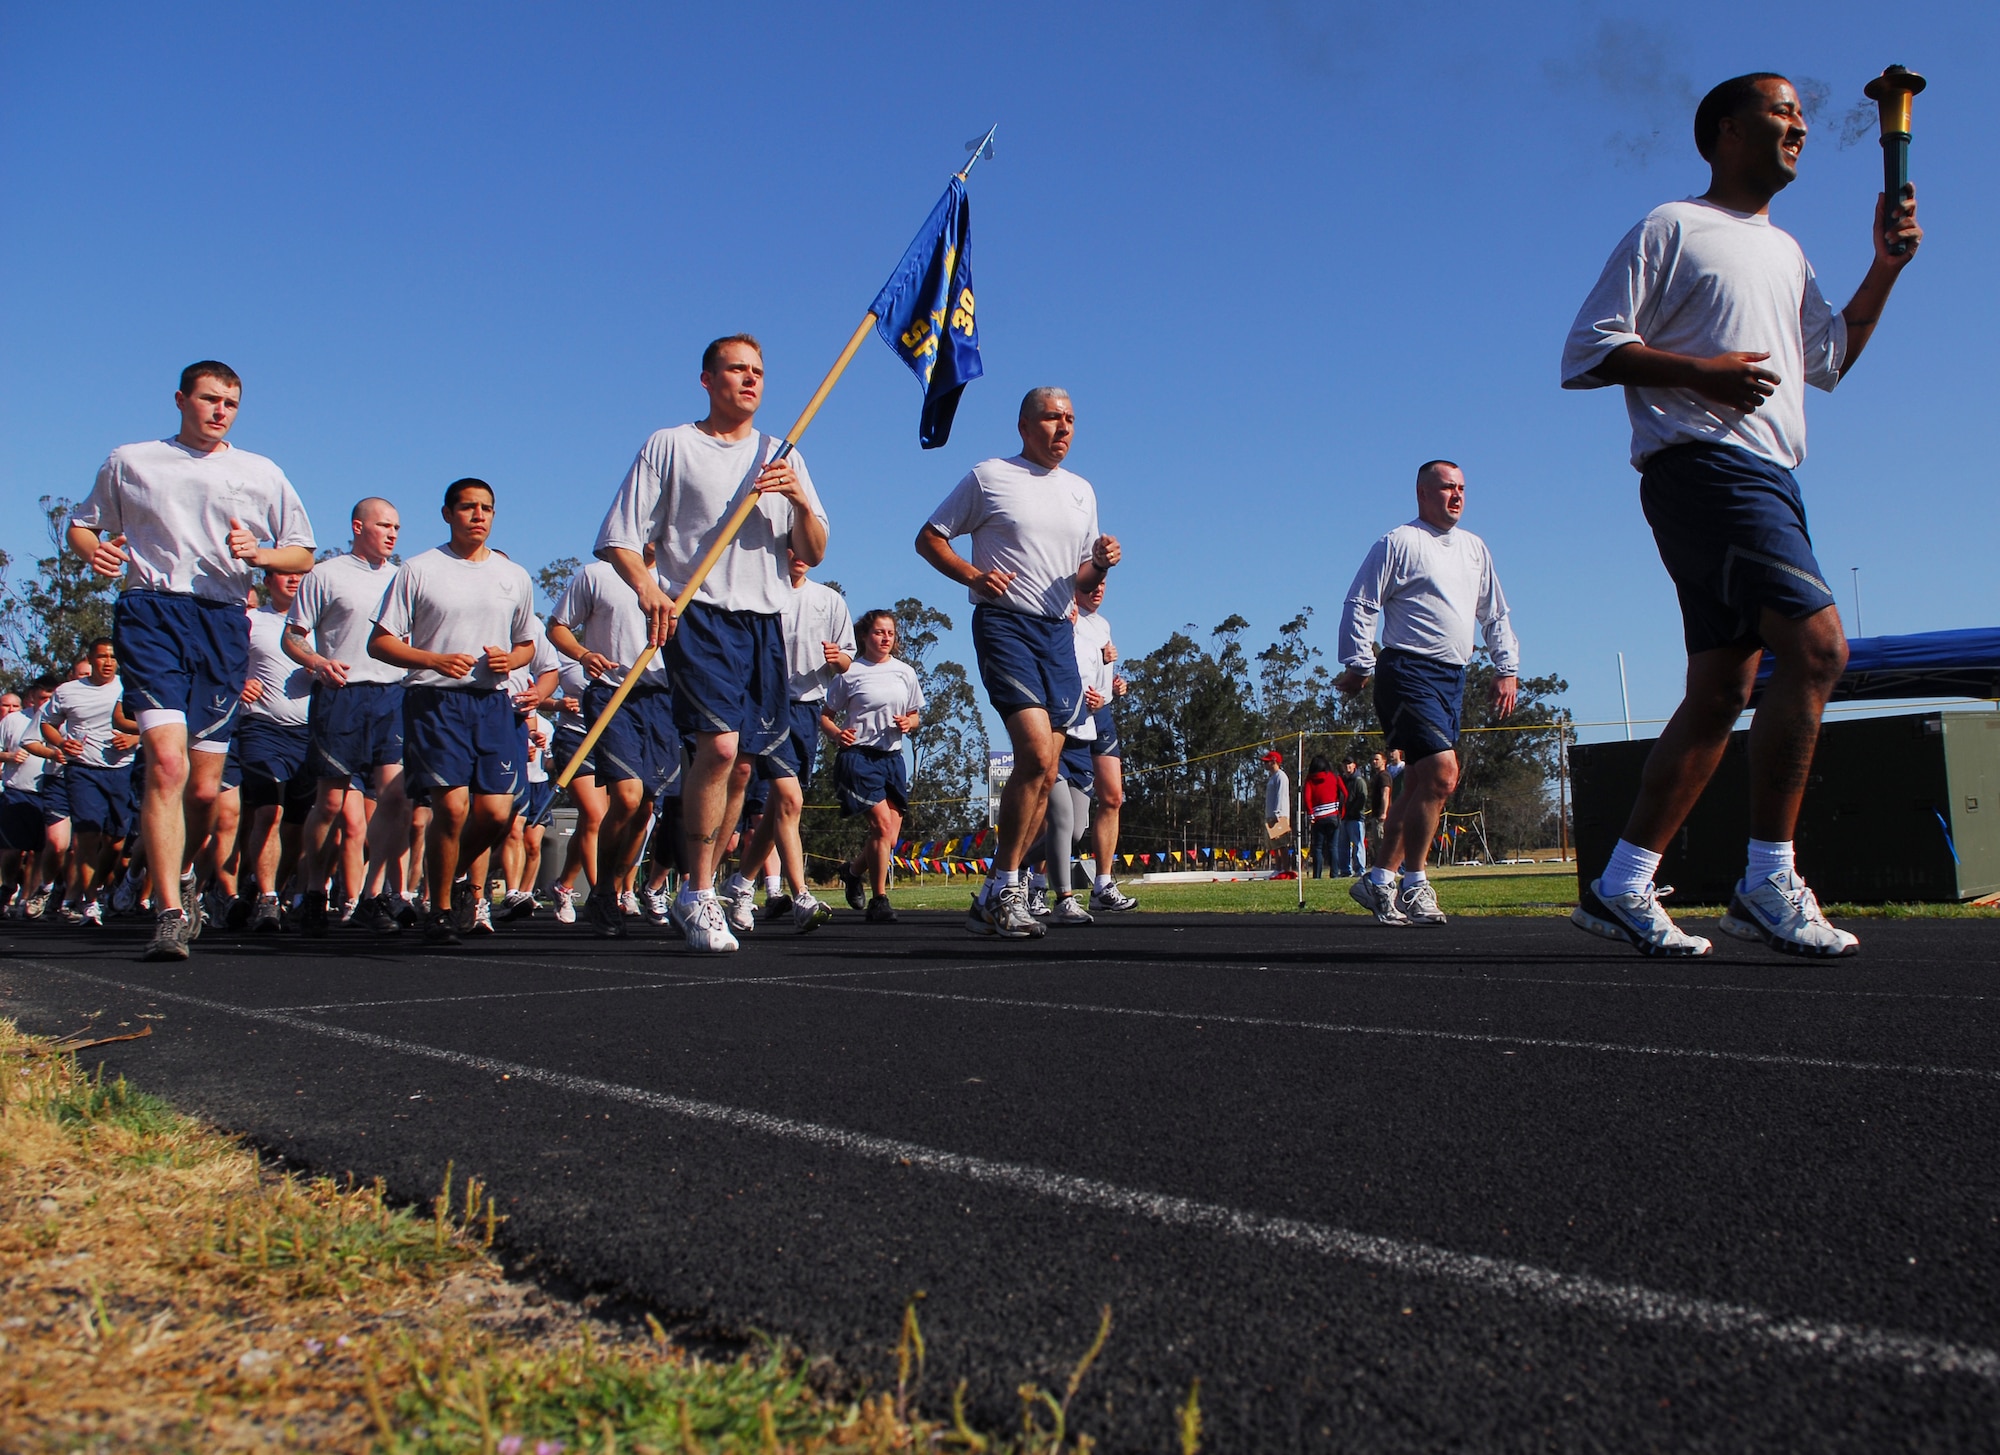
[[182, 887, 204, 942], [1090, 884, 1139, 913], [471, 898, 494, 934], [667, 893, 692, 940], [683, 895, 740, 953], [225, 892, 254, 931], [1571, 878, 1712, 957], [643, 887, 672, 926], [111, 873, 142, 916], [338, 896, 362, 926], [865, 894, 898, 924], [585, 889, 626, 939], [59, 903, 85, 925], [1397, 878, 1447, 927], [3, 899, 23, 922], [82, 900, 105, 928], [841, 863, 867, 912], [723, 878, 759, 935], [761, 893, 795, 923], [422, 909, 461, 947], [354, 894, 402, 933], [1717, 871, 1859, 958], [451, 879, 478, 935], [1026, 884, 1051, 919], [300, 888, 330, 938], [552, 883, 579, 924], [496, 889, 537, 923], [250, 893, 284, 934], [989, 883, 1046, 940], [395, 894, 422, 929], [618, 889, 642, 918], [143, 909, 190, 962], [203, 885, 233, 931], [964, 891, 996, 937], [1049, 894, 1094, 927], [791, 891, 833, 934], [22, 886, 54, 920], [1348, 874, 1410, 927]]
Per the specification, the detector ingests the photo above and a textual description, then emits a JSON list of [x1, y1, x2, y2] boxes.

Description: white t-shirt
[[549, 560, 666, 688], [1068, 610, 1115, 743], [525, 710, 550, 784], [245, 604, 312, 726], [825, 656, 924, 753], [1, 708, 48, 792], [71, 439, 316, 604], [288, 553, 405, 684], [1266, 768, 1291, 823], [926, 456, 1101, 620], [504, 618, 561, 700], [45, 677, 133, 769], [553, 656, 590, 733], [1338, 520, 1519, 677], [782, 578, 856, 702], [373, 546, 537, 691], [594, 424, 828, 617], [1561, 199, 1846, 470]]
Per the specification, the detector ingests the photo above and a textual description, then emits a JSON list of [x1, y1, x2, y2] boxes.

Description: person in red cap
[[1261, 749, 1293, 875]]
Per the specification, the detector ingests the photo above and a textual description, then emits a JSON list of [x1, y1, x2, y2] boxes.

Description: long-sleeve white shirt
[[1338, 520, 1518, 677]]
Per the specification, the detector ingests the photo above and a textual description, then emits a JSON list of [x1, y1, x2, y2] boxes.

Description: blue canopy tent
[[1751, 627, 2000, 706]]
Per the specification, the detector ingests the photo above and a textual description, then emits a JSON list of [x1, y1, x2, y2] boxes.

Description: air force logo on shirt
[[1069, 490, 1088, 511]]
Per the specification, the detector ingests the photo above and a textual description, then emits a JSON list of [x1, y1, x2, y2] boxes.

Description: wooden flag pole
[[553, 309, 878, 789]]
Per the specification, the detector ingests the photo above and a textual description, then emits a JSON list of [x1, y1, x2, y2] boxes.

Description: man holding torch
[[1562, 72, 1922, 959], [595, 335, 830, 954]]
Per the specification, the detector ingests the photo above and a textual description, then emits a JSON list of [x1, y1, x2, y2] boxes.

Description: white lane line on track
[[18, 956, 2000, 1383], [744, 980, 2000, 1083]]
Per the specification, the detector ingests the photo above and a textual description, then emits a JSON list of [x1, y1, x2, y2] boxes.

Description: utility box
[[1570, 710, 2000, 904], [537, 807, 579, 891]]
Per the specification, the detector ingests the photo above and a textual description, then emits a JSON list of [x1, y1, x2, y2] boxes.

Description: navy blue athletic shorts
[[971, 605, 1084, 728], [1090, 705, 1121, 759], [67, 763, 135, 839], [403, 686, 522, 797], [113, 590, 249, 749], [551, 720, 593, 780], [584, 682, 678, 800], [306, 680, 404, 780], [758, 699, 823, 784], [0, 787, 45, 851], [742, 771, 771, 818], [1058, 736, 1096, 794], [220, 747, 243, 792], [1640, 442, 1838, 655], [514, 776, 556, 830], [37, 769, 69, 825], [665, 603, 787, 759], [1373, 649, 1466, 764], [236, 718, 311, 790], [833, 745, 909, 817]]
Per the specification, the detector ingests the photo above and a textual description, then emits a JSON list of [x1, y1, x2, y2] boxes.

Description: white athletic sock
[[1399, 870, 1428, 891], [997, 868, 1020, 889], [725, 873, 755, 897], [1095, 874, 1115, 892], [1744, 839, 1795, 886], [1366, 866, 1394, 886], [765, 875, 782, 896], [1600, 839, 1661, 898]]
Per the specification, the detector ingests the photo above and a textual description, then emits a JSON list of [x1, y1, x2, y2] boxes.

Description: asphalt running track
[[5, 911, 1999, 1452]]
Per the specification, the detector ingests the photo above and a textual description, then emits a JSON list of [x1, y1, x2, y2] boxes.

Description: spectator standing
[[1364, 752, 1394, 870], [1302, 755, 1346, 879], [1338, 755, 1368, 876], [1261, 749, 1292, 874]]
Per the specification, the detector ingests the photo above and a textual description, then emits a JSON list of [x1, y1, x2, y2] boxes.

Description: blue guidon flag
[[871, 176, 982, 449]]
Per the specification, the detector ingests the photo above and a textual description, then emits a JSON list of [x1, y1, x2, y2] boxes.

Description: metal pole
[[1556, 720, 1569, 862], [1297, 730, 1306, 908], [1617, 653, 1633, 742], [1851, 567, 1864, 636]]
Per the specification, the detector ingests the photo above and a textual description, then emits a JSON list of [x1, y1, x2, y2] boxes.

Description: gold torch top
[[1864, 64, 1927, 137]]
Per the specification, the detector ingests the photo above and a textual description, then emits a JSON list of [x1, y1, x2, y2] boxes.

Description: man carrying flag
[[595, 336, 830, 954]]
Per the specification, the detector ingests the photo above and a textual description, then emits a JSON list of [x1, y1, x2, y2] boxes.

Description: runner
[[594, 335, 830, 954], [488, 617, 561, 925], [1039, 577, 1119, 927], [917, 387, 1120, 939], [1561, 72, 1920, 958], [1333, 461, 1519, 927], [67, 362, 316, 959], [0, 678, 59, 914], [233, 567, 319, 931], [1077, 583, 1139, 913], [368, 478, 538, 946], [821, 611, 922, 924], [547, 549, 675, 938], [544, 649, 598, 924], [39, 639, 138, 928], [286, 498, 410, 935], [733, 549, 849, 934]]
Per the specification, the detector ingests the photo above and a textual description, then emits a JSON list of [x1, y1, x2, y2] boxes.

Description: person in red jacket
[[1302, 755, 1348, 879]]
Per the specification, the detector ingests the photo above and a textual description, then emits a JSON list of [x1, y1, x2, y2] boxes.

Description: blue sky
[[3, 2, 1993, 744]]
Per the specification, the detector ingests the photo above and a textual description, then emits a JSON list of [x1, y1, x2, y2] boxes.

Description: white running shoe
[[552, 883, 579, 925], [1718, 871, 1859, 958], [989, 884, 1046, 940], [722, 878, 758, 935], [23, 886, 54, 920], [791, 891, 833, 934], [667, 893, 693, 940], [1396, 878, 1447, 927], [82, 900, 105, 928], [1026, 884, 1051, 919], [1049, 894, 1094, 927], [1348, 875, 1410, 927], [683, 896, 739, 953], [618, 889, 641, 917], [1090, 883, 1138, 912], [643, 887, 672, 926], [472, 898, 495, 934], [1572, 878, 1713, 957]]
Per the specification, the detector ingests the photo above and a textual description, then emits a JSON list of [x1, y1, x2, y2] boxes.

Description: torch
[[1862, 64, 1926, 256]]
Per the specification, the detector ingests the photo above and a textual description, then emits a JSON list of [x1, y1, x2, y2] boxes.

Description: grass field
[[879, 859, 2000, 920]]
